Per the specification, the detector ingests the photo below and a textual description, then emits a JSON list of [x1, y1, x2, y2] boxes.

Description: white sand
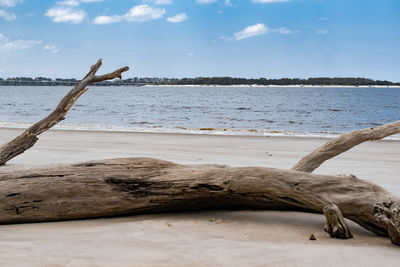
[[0, 128, 399, 266]]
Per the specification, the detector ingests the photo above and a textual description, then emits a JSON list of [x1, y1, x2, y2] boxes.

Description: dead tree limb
[[292, 121, 400, 173], [0, 59, 129, 166], [1, 157, 400, 245]]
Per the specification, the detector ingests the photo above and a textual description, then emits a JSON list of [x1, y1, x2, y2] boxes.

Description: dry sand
[[0, 128, 399, 266]]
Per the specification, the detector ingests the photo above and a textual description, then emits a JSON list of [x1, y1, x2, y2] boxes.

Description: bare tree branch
[[0, 59, 129, 165], [292, 121, 400, 173]]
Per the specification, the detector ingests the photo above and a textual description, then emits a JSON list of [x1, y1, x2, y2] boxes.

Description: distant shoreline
[[1, 83, 400, 88], [1, 76, 399, 87], [144, 84, 400, 88]]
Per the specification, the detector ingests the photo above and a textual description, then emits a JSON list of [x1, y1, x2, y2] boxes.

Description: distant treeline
[[0, 76, 399, 86]]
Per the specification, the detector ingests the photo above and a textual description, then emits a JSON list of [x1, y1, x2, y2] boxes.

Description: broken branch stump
[[323, 204, 353, 239]]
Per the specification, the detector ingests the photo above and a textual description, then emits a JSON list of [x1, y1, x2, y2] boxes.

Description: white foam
[[1, 121, 399, 140]]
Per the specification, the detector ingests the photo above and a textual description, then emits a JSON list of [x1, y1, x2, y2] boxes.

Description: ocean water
[[0, 86, 399, 138]]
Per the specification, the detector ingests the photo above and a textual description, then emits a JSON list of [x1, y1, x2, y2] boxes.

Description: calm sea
[[0, 86, 399, 138]]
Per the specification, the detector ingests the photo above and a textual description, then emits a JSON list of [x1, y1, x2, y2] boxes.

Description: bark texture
[[292, 121, 400, 173], [323, 204, 353, 239], [0, 59, 129, 166], [1, 157, 400, 245]]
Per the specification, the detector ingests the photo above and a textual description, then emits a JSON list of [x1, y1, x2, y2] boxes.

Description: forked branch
[[0, 59, 129, 165]]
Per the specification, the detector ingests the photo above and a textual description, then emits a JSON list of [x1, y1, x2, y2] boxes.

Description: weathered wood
[[1, 157, 400, 245], [292, 121, 400, 172], [323, 204, 353, 239], [0, 59, 129, 166]]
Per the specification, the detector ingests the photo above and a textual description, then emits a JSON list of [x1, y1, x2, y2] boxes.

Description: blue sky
[[0, 0, 399, 81]]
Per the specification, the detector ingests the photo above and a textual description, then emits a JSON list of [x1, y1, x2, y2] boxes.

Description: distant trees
[[0, 76, 398, 86]]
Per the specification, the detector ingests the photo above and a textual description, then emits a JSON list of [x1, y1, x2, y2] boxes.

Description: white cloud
[[187, 52, 194, 56], [43, 45, 59, 54], [232, 23, 295, 41], [93, 4, 165, 24], [45, 7, 86, 23], [56, 0, 102, 6], [58, 0, 102, 4], [144, 0, 172, 4], [93, 15, 122, 24], [271, 27, 294, 34], [233, 23, 268, 40], [196, 0, 217, 4], [1, 39, 42, 50], [251, 0, 290, 3], [125, 5, 165, 22], [0, 9, 15, 21], [57, 0, 79, 6], [0, 33, 58, 53], [0, 0, 19, 7], [225, 0, 232, 6], [46, 0, 102, 23], [316, 29, 328, 35], [167, 13, 187, 23]]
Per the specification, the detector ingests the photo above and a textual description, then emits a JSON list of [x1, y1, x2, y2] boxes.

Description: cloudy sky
[[0, 0, 399, 81]]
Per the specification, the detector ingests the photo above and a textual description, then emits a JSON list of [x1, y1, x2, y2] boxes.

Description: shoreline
[[2, 84, 400, 88], [144, 84, 400, 88], [1, 124, 400, 140]]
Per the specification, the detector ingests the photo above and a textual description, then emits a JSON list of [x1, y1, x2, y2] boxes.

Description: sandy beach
[[1, 128, 399, 266]]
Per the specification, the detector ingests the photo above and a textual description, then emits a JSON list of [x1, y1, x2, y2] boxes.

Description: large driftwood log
[[0, 59, 129, 166], [1, 157, 400, 245], [292, 121, 400, 172]]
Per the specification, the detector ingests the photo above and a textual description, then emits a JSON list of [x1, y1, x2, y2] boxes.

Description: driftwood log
[[0, 60, 400, 246], [0, 59, 129, 166], [1, 157, 400, 245]]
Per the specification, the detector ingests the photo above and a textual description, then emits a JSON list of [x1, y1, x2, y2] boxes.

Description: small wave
[[129, 121, 150, 125], [0, 121, 399, 140], [327, 109, 343, 112], [356, 122, 383, 126], [288, 120, 303, 125], [258, 119, 274, 123], [384, 106, 398, 109]]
